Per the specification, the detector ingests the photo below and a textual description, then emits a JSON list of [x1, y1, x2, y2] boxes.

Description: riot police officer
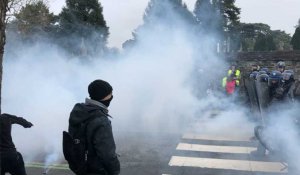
[[251, 70, 296, 158], [269, 70, 295, 104], [268, 70, 283, 105], [281, 70, 296, 102], [276, 61, 285, 73]]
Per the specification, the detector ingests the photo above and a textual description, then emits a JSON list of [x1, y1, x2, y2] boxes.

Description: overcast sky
[[48, 0, 300, 48]]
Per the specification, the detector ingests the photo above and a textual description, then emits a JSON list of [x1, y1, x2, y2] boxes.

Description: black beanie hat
[[88, 80, 113, 101]]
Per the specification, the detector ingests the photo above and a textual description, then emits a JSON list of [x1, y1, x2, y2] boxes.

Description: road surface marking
[[183, 133, 251, 142], [25, 162, 69, 170], [177, 143, 256, 154], [169, 156, 288, 173]]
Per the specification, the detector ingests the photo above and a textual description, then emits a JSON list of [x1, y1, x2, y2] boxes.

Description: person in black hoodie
[[68, 79, 120, 175], [0, 113, 33, 175]]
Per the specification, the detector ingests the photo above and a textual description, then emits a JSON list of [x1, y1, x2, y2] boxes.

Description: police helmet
[[283, 70, 294, 74], [256, 73, 269, 82], [260, 67, 269, 74], [251, 64, 260, 72], [250, 71, 258, 79], [258, 70, 267, 75], [282, 70, 294, 81], [268, 70, 282, 86], [255, 70, 266, 79], [276, 61, 285, 68]]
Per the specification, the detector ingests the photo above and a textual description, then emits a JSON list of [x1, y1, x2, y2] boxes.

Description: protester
[[222, 74, 237, 95], [67, 79, 120, 175], [227, 63, 241, 86], [0, 113, 33, 175]]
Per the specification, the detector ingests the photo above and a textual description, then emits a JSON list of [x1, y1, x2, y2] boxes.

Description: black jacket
[[0, 114, 32, 152], [68, 98, 120, 175]]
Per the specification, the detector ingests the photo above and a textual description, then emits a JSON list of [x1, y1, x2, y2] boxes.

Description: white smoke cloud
[[261, 102, 300, 173], [1, 0, 264, 171]]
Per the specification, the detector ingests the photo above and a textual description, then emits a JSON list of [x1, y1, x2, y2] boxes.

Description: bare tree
[[0, 0, 9, 114], [6, 0, 37, 22], [0, 0, 37, 113]]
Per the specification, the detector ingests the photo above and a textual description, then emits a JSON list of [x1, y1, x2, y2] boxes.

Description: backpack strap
[[77, 113, 99, 154]]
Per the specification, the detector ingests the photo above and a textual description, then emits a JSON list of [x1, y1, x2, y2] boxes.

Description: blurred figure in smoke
[[0, 113, 33, 175], [222, 74, 237, 96], [227, 63, 241, 86], [68, 80, 120, 175]]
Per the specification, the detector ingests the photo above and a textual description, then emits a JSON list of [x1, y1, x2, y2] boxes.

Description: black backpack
[[62, 117, 95, 175]]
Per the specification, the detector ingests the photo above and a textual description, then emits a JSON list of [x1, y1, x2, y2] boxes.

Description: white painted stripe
[[169, 156, 288, 173], [25, 164, 69, 170], [26, 162, 68, 167], [183, 133, 251, 142], [177, 143, 257, 154], [25, 162, 69, 170]]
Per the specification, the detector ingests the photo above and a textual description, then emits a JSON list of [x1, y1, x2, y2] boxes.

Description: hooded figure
[[68, 80, 120, 175]]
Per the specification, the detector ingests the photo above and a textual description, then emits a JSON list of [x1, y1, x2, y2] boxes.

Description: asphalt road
[[24, 114, 291, 175], [25, 131, 181, 175]]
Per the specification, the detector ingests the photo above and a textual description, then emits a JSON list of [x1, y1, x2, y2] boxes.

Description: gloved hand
[[24, 121, 33, 128]]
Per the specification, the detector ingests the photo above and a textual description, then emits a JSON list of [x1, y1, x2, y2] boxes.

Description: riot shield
[[244, 78, 260, 121], [255, 74, 270, 124], [294, 81, 300, 102]]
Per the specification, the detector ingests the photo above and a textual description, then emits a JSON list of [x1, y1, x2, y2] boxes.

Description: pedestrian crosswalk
[[176, 143, 256, 154], [169, 156, 287, 173], [163, 132, 288, 175]]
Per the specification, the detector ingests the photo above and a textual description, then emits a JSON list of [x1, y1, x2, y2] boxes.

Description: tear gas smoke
[[43, 151, 59, 173], [260, 102, 300, 173], [2, 0, 235, 165], [4, 1, 299, 173]]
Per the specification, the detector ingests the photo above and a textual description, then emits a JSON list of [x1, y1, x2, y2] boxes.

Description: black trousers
[[0, 151, 27, 175]]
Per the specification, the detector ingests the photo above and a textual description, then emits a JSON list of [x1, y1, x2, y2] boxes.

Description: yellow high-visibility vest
[[228, 69, 241, 86], [222, 77, 227, 88]]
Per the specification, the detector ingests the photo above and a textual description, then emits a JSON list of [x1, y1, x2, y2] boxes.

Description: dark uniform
[[269, 70, 295, 106], [0, 113, 33, 175], [252, 70, 296, 157]]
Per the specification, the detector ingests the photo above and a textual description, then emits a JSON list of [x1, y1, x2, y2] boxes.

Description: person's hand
[[24, 122, 33, 128]]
